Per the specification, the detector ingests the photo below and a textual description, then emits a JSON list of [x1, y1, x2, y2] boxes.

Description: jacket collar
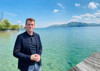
[[25, 31, 34, 37], [24, 31, 39, 53]]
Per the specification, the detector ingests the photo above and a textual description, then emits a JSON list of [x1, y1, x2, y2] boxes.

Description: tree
[[0, 19, 11, 30], [2, 19, 11, 29], [11, 25, 19, 30], [0, 18, 19, 30], [0, 21, 6, 30]]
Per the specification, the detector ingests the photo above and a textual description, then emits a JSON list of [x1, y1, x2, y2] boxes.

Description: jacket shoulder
[[17, 32, 25, 38], [17, 31, 39, 37], [34, 32, 39, 36]]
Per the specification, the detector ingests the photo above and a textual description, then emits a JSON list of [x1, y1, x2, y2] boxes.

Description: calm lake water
[[0, 27, 100, 71]]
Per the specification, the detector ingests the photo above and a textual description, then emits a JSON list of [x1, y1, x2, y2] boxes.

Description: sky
[[0, 0, 100, 28]]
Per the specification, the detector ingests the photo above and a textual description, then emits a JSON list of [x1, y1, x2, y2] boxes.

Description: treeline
[[0, 19, 19, 30]]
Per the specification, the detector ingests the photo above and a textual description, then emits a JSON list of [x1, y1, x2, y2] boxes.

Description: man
[[13, 18, 42, 71]]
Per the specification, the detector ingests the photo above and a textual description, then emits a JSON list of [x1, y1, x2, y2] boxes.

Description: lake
[[0, 27, 100, 71]]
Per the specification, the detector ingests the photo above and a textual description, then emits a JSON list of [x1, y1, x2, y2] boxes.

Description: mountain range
[[46, 22, 100, 28]]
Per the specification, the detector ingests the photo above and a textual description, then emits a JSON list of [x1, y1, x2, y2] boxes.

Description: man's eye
[[28, 24, 33, 26]]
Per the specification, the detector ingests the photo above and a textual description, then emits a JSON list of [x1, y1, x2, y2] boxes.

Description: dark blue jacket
[[13, 31, 42, 71]]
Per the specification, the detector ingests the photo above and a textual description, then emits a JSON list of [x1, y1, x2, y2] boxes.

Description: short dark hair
[[26, 18, 35, 24]]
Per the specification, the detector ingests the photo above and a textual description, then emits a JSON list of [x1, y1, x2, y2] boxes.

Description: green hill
[[46, 22, 100, 28]]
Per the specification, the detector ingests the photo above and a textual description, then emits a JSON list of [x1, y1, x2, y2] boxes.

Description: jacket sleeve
[[13, 35, 31, 60], [38, 34, 42, 56]]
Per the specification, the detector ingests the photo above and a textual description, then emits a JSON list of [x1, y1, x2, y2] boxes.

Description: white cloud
[[53, 9, 59, 13], [88, 2, 99, 10], [69, 19, 78, 22], [57, 3, 64, 9], [17, 21, 21, 23], [95, 19, 100, 23], [5, 12, 17, 16], [80, 13, 95, 18], [72, 13, 95, 21], [75, 3, 80, 7], [94, 13, 100, 18], [83, 18, 90, 20], [72, 16, 81, 19], [94, 12, 100, 15], [70, 12, 100, 23]]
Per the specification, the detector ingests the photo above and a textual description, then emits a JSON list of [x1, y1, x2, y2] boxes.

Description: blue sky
[[0, 0, 100, 28]]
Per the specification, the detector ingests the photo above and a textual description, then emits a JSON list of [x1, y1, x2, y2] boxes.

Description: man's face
[[26, 20, 35, 32]]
